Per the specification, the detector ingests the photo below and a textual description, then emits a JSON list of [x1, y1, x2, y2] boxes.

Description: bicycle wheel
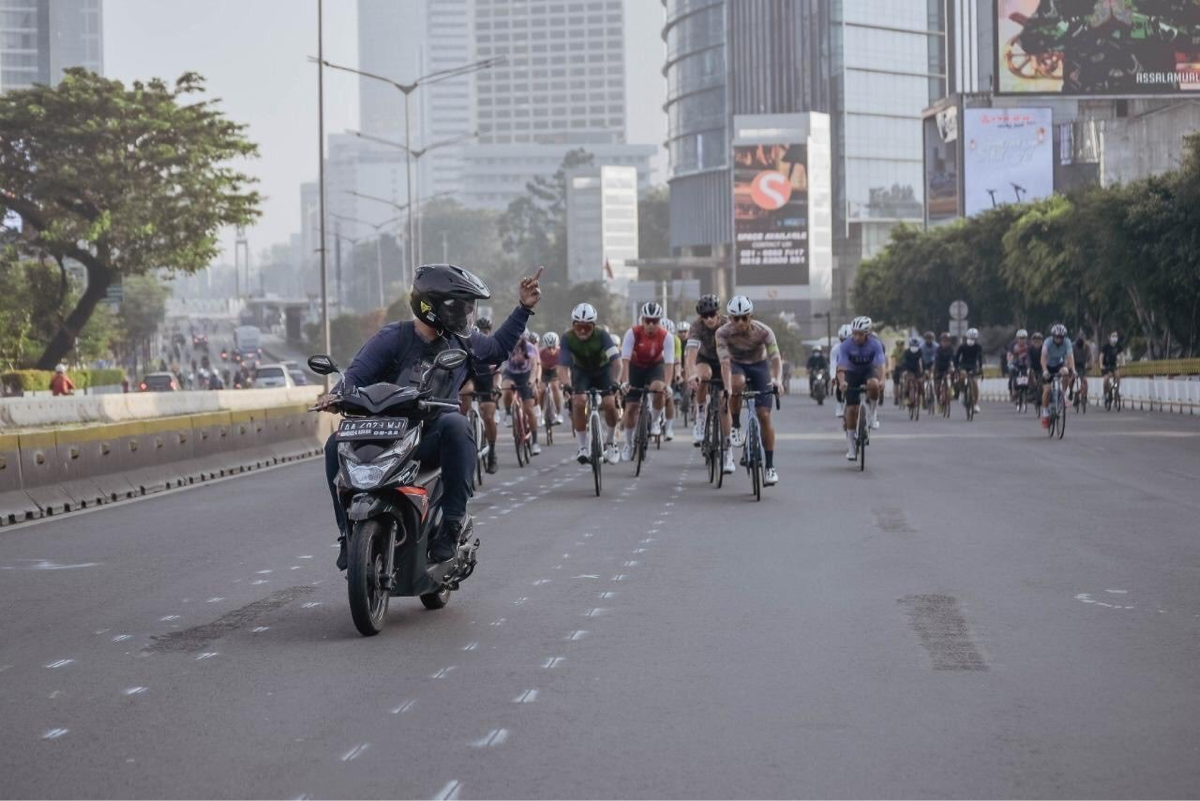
[[544, 401, 554, 445], [590, 419, 602, 496], [634, 405, 649, 477], [716, 425, 727, 489], [1115, 386, 1122, 412], [1057, 400, 1066, 439], [857, 410, 867, 472], [513, 413, 527, 467], [748, 423, 762, 501]]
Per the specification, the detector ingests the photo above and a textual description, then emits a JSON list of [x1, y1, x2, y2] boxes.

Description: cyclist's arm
[[619, 329, 635, 385], [663, 333, 677, 383], [684, 341, 698, 383], [769, 352, 783, 387]]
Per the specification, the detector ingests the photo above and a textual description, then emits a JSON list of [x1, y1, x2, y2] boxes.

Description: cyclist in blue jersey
[[836, 316, 886, 460], [919, 331, 938, 373], [1040, 323, 1076, 428]]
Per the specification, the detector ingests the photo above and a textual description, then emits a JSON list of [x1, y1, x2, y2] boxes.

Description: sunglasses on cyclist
[[700, 311, 718, 319], [731, 315, 750, 323], [643, 318, 660, 325]]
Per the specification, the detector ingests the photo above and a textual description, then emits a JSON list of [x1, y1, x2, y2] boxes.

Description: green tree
[[117, 275, 169, 373], [0, 69, 261, 369], [497, 148, 594, 283]]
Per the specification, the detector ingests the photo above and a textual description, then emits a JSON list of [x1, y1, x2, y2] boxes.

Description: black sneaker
[[485, 448, 498, 474], [336, 537, 347, 571], [429, 517, 465, 563]]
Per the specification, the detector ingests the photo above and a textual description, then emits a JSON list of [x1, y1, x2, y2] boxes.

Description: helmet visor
[[439, 298, 476, 337]]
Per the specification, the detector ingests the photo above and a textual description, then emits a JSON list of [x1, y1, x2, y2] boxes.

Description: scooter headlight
[[346, 458, 399, 489]]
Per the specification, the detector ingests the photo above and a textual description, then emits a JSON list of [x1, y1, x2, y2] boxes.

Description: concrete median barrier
[[189, 411, 234, 480], [17, 431, 75, 516], [0, 433, 39, 525]]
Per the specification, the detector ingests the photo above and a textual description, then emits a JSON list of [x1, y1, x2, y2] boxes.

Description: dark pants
[[325, 412, 475, 536]]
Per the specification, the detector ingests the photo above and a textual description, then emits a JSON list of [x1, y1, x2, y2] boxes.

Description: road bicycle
[[848, 388, 872, 472], [905, 372, 921, 421], [627, 386, 666, 477], [1104, 373, 1123, 412], [1045, 373, 1067, 440], [581, 388, 606, 496], [540, 380, 561, 445], [701, 379, 728, 488], [511, 394, 533, 467], [464, 390, 495, 487], [936, 373, 952, 418], [1073, 373, 1088, 414], [922, 372, 936, 417], [960, 371, 979, 422], [738, 387, 780, 501], [1012, 368, 1031, 413]]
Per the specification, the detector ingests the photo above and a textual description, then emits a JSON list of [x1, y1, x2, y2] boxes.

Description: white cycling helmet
[[571, 302, 598, 323], [1050, 323, 1067, 337], [813, 344, 823, 353], [908, 336, 921, 347], [663, 319, 676, 334], [727, 295, 753, 316], [677, 320, 691, 335], [850, 315, 873, 332], [1016, 328, 1028, 339], [541, 331, 559, 348], [837, 324, 852, 341], [525, 330, 540, 344], [640, 301, 664, 320], [966, 327, 979, 339]]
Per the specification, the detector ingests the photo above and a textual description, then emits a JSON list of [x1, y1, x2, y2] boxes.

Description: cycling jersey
[[1029, 345, 1044, 373], [1072, 341, 1090, 373], [934, 344, 955, 374], [1100, 342, 1121, 371], [1043, 338, 1072, 369], [503, 341, 538, 376], [686, 316, 727, 360], [829, 341, 844, 373], [621, 325, 675, 368], [837, 335, 886, 374], [715, 320, 779, 364], [1008, 340, 1029, 367], [673, 335, 683, 365], [955, 342, 983, 372], [539, 347, 559, 372], [560, 329, 620, 372], [901, 349, 923, 374], [919, 341, 938, 367]]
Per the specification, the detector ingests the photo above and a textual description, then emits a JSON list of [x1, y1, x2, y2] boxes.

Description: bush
[[1, 368, 126, 392]]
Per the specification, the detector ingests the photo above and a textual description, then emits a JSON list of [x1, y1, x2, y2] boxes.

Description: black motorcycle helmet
[[696, 294, 720, 315], [409, 263, 492, 337]]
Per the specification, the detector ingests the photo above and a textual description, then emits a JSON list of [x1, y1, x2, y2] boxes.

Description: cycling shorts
[[466, 372, 496, 397], [627, 362, 665, 403], [844, 370, 872, 406], [570, 366, 616, 396], [1101, 365, 1118, 376], [541, 367, 558, 384], [731, 360, 773, 409], [503, 371, 535, 400], [696, 353, 721, 375]]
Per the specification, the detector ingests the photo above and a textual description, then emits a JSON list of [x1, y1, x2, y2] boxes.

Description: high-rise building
[[357, 0, 473, 201], [0, 0, 102, 93], [566, 165, 639, 285]]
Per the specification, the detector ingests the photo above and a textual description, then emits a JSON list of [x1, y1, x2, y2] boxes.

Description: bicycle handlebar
[[738, 386, 782, 410]]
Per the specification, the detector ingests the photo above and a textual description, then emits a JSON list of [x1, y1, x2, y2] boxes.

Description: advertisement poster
[[924, 105, 960, 224], [996, 0, 1200, 95], [963, 107, 1054, 216], [732, 143, 808, 286]]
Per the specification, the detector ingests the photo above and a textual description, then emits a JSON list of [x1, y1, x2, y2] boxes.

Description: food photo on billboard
[[996, 0, 1200, 95]]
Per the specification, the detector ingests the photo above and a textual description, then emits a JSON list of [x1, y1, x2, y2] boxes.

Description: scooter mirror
[[307, 354, 339, 375], [433, 349, 468, 370]]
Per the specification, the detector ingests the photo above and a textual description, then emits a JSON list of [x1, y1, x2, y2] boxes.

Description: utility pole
[[316, 0, 331, 385]]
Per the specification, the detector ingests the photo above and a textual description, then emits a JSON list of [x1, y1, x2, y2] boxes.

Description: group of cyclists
[[454, 292, 786, 487]]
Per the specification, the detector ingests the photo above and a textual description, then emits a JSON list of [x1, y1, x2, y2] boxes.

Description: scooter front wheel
[[347, 518, 390, 636]]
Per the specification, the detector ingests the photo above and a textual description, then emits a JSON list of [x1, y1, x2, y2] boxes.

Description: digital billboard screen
[[924, 105, 960, 225], [962, 107, 1054, 216], [732, 143, 809, 286], [996, 0, 1200, 95]]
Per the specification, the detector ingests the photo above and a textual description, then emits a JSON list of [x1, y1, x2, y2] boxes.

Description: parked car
[[287, 369, 309, 386], [139, 372, 179, 392], [253, 364, 294, 389]]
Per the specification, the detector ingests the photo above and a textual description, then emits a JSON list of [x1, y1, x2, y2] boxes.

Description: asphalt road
[[2, 396, 1199, 799]]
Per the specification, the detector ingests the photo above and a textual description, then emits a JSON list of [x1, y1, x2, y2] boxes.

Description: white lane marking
[[159, 615, 180, 622], [195, 652, 218, 660], [583, 608, 608, 617], [42, 728, 69, 740], [640, 538, 656, 544], [94, 628, 110, 634], [123, 686, 148, 696], [472, 728, 509, 748], [612, 574, 628, 581], [462, 641, 479, 651], [302, 602, 322, 608], [490, 618, 506, 626], [566, 630, 588, 641], [573, 574, 600, 580], [542, 656, 565, 669], [432, 779, 462, 800], [513, 597, 529, 606], [253, 626, 270, 633], [513, 689, 539, 703], [1105, 589, 1128, 594], [0, 560, 99, 571], [646, 529, 659, 534], [582, 532, 593, 539], [665, 502, 675, 507], [48, 690, 62, 699], [1075, 593, 1136, 610], [341, 743, 371, 761], [290, 566, 302, 570], [111, 634, 132, 642], [533, 579, 551, 586], [633, 548, 646, 554], [256, 570, 273, 575], [624, 560, 640, 567], [45, 659, 74, 669], [251, 580, 269, 585], [599, 591, 616, 599], [553, 564, 563, 570], [206, 597, 224, 603], [298, 555, 313, 559], [431, 666, 457, 679], [391, 699, 417, 714]]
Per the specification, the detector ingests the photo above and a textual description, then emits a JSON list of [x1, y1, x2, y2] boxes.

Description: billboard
[[963, 108, 1054, 216], [924, 105, 960, 225], [732, 143, 808, 286], [996, 0, 1200, 95]]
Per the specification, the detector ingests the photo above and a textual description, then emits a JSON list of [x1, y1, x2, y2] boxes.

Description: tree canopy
[[0, 69, 261, 368]]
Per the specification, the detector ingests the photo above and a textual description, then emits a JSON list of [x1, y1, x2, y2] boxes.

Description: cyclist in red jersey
[[618, 302, 676, 462]]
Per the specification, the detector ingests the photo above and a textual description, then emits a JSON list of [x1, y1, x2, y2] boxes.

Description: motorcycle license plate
[[337, 417, 408, 440], [1016, 376, 1029, 386]]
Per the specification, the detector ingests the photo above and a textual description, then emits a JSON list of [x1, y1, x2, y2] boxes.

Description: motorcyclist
[[806, 346, 828, 395], [318, 263, 543, 568]]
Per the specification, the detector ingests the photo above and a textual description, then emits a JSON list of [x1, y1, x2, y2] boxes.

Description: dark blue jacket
[[342, 306, 531, 401]]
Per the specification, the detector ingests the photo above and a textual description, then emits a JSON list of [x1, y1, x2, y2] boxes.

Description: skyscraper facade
[[0, 0, 101, 93]]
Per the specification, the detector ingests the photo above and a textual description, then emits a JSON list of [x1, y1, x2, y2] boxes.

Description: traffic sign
[[949, 300, 968, 320]]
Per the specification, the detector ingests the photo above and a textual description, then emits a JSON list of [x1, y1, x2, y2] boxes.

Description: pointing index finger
[[531, 266, 545, 282]]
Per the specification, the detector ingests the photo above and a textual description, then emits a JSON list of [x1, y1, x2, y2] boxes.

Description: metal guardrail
[[979, 377, 1200, 413]]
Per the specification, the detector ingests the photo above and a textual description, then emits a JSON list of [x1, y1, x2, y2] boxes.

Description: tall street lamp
[[352, 129, 478, 267], [329, 212, 403, 309], [314, 0, 331, 387], [313, 55, 504, 279], [345, 190, 454, 280]]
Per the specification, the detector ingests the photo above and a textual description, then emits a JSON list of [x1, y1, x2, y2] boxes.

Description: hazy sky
[[103, 0, 668, 263]]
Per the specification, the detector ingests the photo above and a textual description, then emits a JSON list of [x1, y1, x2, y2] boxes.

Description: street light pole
[[315, 0, 331, 385]]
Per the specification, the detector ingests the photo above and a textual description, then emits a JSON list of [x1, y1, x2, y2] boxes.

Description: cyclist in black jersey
[[954, 328, 984, 413], [900, 337, 924, 409]]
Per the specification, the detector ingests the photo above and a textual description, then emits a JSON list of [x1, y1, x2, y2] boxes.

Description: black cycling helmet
[[409, 263, 491, 337], [696, 294, 720, 315]]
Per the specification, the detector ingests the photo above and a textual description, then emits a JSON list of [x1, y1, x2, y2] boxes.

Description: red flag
[[603, 258, 614, 280]]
